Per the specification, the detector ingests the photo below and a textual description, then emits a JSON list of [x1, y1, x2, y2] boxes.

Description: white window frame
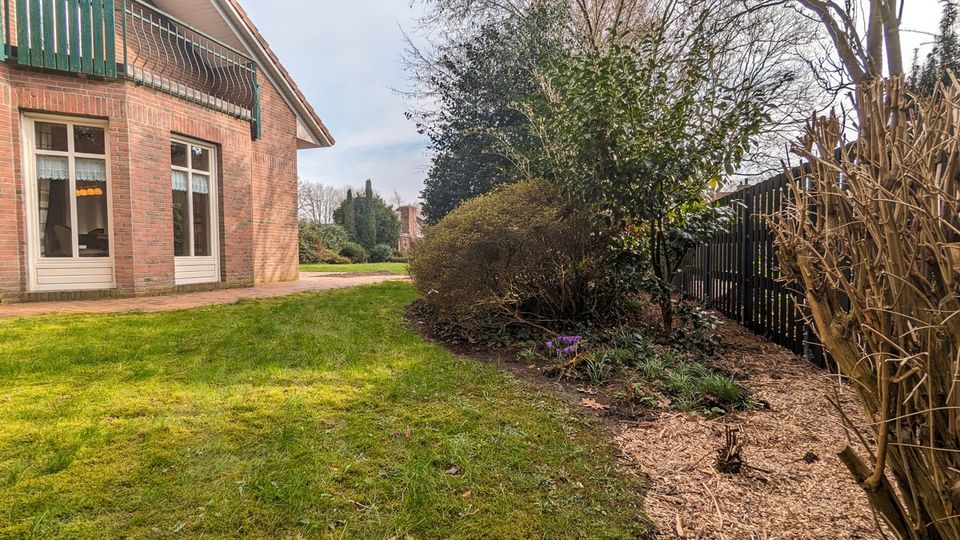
[[21, 113, 115, 292], [172, 136, 221, 285]]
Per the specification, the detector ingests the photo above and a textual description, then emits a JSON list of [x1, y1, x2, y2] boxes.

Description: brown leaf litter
[[616, 319, 884, 539]]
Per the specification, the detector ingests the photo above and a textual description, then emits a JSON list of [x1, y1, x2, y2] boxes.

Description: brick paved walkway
[[0, 272, 407, 319]]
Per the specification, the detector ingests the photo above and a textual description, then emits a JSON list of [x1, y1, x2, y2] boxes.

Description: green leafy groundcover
[[0, 282, 649, 538]]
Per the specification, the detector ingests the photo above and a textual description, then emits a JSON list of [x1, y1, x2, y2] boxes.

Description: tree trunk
[[658, 294, 673, 337]]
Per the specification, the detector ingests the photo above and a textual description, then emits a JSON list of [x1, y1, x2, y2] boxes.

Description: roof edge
[[216, 0, 335, 148]]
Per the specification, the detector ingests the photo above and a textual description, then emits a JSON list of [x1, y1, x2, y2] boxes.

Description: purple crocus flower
[[546, 336, 583, 357]]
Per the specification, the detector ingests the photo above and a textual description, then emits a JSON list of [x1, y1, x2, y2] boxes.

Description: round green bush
[[339, 242, 368, 263], [409, 179, 615, 337], [316, 249, 352, 265], [316, 224, 349, 253], [370, 244, 394, 263], [299, 222, 350, 264]]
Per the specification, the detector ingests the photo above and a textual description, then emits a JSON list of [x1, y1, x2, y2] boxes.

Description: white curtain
[[37, 155, 68, 180], [192, 174, 210, 195], [172, 170, 188, 191], [75, 158, 106, 182]]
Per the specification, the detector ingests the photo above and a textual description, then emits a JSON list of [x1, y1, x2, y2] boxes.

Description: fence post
[[741, 192, 753, 327], [704, 241, 713, 304]]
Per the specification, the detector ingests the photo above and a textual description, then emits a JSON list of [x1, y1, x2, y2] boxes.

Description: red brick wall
[[251, 75, 299, 284], [0, 66, 19, 301], [0, 62, 303, 300]]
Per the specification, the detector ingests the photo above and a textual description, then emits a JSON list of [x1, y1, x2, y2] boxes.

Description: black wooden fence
[[678, 170, 826, 365]]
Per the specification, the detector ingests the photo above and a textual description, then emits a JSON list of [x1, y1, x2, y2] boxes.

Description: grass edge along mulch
[[407, 300, 884, 539], [0, 281, 649, 539]]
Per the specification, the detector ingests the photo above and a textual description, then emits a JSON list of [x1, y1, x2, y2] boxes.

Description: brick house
[[0, 0, 333, 302], [395, 205, 423, 254]]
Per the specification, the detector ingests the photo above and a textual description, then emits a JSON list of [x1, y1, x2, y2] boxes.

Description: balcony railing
[[1, 0, 261, 138]]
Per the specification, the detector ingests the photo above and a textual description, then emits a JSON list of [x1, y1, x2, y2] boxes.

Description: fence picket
[[679, 167, 824, 362]]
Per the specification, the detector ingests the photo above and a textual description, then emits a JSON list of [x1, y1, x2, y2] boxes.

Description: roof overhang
[[150, 0, 334, 149]]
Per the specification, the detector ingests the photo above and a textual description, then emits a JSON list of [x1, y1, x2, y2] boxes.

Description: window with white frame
[[171, 140, 215, 257], [31, 120, 110, 259]]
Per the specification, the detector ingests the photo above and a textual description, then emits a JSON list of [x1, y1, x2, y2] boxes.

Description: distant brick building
[[396, 205, 424, 254], [0, 0, 333, 302]]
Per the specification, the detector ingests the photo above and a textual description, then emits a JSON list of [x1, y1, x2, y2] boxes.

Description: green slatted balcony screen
[[0, 1, 6, 60], [16, 0, 116, 77], [4, 0, 262, 139]]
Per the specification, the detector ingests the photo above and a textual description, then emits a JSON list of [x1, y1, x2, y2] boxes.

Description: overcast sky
[[242, 0, 943, 204]]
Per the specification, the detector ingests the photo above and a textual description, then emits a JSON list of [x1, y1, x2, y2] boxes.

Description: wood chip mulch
[[615, 319, 885, 539]]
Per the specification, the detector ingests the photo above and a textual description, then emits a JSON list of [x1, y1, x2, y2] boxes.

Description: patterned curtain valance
[[76, 158, 107, 182], [192, 175, 210, 195], [37, 155, 68, 181], [172, 170, 188, 192]]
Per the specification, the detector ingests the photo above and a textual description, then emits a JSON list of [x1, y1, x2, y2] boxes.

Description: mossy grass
[[0, 282, 647, 538], [299, 262, 408, 274]]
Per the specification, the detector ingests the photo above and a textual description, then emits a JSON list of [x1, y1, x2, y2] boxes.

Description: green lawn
[[0, 282, 648, 538], [300, 262, 408, 275]]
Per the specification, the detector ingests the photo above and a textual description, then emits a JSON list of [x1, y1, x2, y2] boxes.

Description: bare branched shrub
[[772, 77, 960, 539]]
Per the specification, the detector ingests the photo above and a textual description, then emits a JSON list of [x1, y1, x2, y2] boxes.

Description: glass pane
[[37, 156, 72, 257], [74, 126, 105, 155], [35, 122, 68, 152], [75, 159, 109, 257], [191, 146, 210, 172], [172, 171, 189, 256], [192, 174, 211, 257], [171, 142, 188, 168]]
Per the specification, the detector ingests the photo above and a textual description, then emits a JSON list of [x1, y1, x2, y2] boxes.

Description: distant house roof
[[152, 0, 334, 149]]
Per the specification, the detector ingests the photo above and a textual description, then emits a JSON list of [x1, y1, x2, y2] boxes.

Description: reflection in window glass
[[191, 146, 210, 172], [171, 142, 188, 168], [37, 155, 72, 257], [74, 126, 106, 155], [35, 122, 68, 152], [192, 174, 210, 256], [75, 159, 109, 257], [172, 170, 189, 256]]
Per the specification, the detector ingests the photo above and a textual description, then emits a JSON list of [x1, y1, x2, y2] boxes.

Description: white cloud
[[243, 0, 431, 202]]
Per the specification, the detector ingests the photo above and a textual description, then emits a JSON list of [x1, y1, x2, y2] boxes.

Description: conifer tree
[[357, 179, 378, 249], [342, 189, 356, 239], [909, 1, 959, 94]]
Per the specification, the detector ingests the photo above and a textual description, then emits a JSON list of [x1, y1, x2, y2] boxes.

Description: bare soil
[[408, 302, 885, 539]]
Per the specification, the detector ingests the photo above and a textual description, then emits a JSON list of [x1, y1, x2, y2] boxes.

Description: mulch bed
[[617, 318, 884, 539], [407, 303, 885, 539]]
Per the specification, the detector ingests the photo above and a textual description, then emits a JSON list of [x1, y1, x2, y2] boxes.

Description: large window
[[171, 140, 216, 258], [32, 120, 110, 259]]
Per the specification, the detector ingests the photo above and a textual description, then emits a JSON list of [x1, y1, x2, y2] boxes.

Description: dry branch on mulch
[[615, 318, 885, 539]]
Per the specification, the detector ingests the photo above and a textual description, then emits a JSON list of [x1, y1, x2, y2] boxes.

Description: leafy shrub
[[299, 222, 350, 264], [339, 242, 368, 263], [370, 244, 394, 263], [316, 249, 352, 265], [317, 224, 350, 253], [299, 221, 320, 264], [670, 302, 723, 359], [410, 179, 620, 337]]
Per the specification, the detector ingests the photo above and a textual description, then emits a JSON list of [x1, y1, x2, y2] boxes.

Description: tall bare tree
[[415, 0, 653, 46], [298, 180, 347, 224], [793, 0, 905, 82]]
